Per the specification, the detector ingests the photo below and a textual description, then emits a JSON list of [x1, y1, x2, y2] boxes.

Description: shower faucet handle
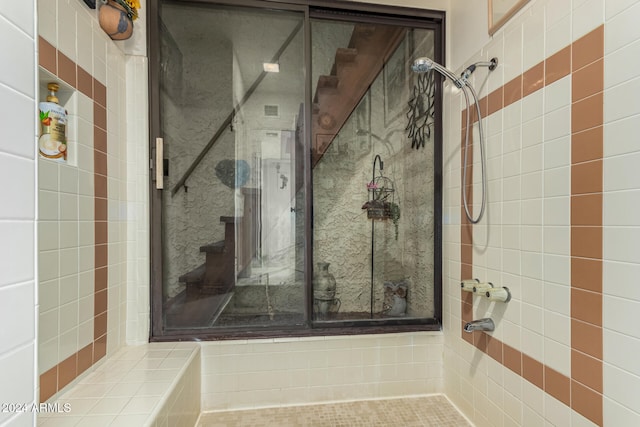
[[485, 287, 511, 303], [473, 282, 494, 294], [461, 279, 479, 292]]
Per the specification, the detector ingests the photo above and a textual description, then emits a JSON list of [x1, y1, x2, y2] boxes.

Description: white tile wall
[[445, 0, 640, 426], [602, 260, 640, 301], [572, 0, 604, 40], [522, 5, 545, 71], [546, 14, 571, 58], [0, 2, 37, 426], [545, 394, 571, 426], [604, 0, 640, 54], [0, 344, 37, 425], [604, 397, 640, 427], [0, 17, 35, 98], [106, 46, 129, 356], [604, 115, 640, 157], [0, 84, 38, 159], [604, 77, 640, 124], [125, 55, 150, 345], [36, 0, 130, 383], [0, 0, 635, 424], [602, 3, 640, 424], [201, 332, 444, 411]]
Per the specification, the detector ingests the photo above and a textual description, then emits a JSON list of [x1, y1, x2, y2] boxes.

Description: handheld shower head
[[411, 57, 435, 73], [411, 55, 495, 224], [411, 57, 464, 88]]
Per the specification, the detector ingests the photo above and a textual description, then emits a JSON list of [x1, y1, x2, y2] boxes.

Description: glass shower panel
[[158, 2, 306, 331], [311, 21, 436, 322]]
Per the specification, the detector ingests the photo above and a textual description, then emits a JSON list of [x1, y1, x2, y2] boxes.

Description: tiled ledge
[[38, 342, 200, 427]]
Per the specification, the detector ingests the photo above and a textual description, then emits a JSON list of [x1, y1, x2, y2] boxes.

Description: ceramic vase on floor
[[383, 280, 408, 317], [313, 262, 338, 318]]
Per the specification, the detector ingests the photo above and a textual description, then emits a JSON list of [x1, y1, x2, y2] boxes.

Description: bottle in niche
[[39, 83, 67, 162]]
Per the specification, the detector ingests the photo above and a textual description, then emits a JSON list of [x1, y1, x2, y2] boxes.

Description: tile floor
[[197, 395, 472, 426]]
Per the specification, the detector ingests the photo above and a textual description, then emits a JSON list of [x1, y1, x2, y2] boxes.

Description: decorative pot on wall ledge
[[99, 0, 138, 40]]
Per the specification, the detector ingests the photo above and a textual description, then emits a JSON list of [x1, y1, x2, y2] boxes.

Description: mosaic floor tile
[[198, 395, 472, 427]]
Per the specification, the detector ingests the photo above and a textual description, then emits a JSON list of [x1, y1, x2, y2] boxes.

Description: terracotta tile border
[[522, 353, 544, 389], [38, 36, 108, 402], [459, 25, 604, 426], [503, 75, 522, 108], [545, 45, 571, 86]]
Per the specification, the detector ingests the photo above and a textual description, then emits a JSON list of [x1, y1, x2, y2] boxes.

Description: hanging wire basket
[[364, 175, 396, 220]]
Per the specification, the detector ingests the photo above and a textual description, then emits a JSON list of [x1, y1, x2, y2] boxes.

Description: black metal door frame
[[148, 0, 445, 340]]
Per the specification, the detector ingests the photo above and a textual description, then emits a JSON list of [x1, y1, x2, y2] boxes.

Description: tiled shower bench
[[37, 342, 200, 427]]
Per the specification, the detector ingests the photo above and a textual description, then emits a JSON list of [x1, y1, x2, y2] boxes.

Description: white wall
[[0, 1, 38, 426], [443, 0, 640, 426], [36, 0, 132, 402], [124, 54, 150, 345], [449, 0, 491, 71]]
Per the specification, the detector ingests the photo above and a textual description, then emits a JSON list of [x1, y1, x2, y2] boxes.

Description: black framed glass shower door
[[151, 1, 308, 333], [149, 0, 444, 339]]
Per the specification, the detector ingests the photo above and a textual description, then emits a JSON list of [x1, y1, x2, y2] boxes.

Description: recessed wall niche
[[38, 70, 79, 167]]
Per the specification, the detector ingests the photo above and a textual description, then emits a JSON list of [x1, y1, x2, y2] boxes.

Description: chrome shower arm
[[461, 58, 498, 81]]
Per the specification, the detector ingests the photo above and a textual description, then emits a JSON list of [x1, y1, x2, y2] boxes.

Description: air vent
[[264, 104, 279, 117]]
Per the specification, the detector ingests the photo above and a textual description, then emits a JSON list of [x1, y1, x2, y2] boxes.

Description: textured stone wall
[[313, 30, 436, 318]]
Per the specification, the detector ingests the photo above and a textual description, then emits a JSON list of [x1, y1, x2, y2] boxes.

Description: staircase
[[312, 24, 407, 166], [164, 188, 259, 329], [179, 187, 259, 295], [179, 216, 236, 296]]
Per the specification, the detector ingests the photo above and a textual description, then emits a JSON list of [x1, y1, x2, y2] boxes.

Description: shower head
[[411, 57, 435, 73], [412, 56, 494, 224], [411, 57, 464, 88]]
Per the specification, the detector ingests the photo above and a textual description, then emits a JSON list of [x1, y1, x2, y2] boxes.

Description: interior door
[[151, 1, 307, 334]]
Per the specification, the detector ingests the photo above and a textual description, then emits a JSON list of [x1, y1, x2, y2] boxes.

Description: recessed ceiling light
[[263, 63, 280, 73]]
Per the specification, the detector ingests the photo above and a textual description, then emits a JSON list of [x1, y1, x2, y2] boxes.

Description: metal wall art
[[405, 70, 435, 149]]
